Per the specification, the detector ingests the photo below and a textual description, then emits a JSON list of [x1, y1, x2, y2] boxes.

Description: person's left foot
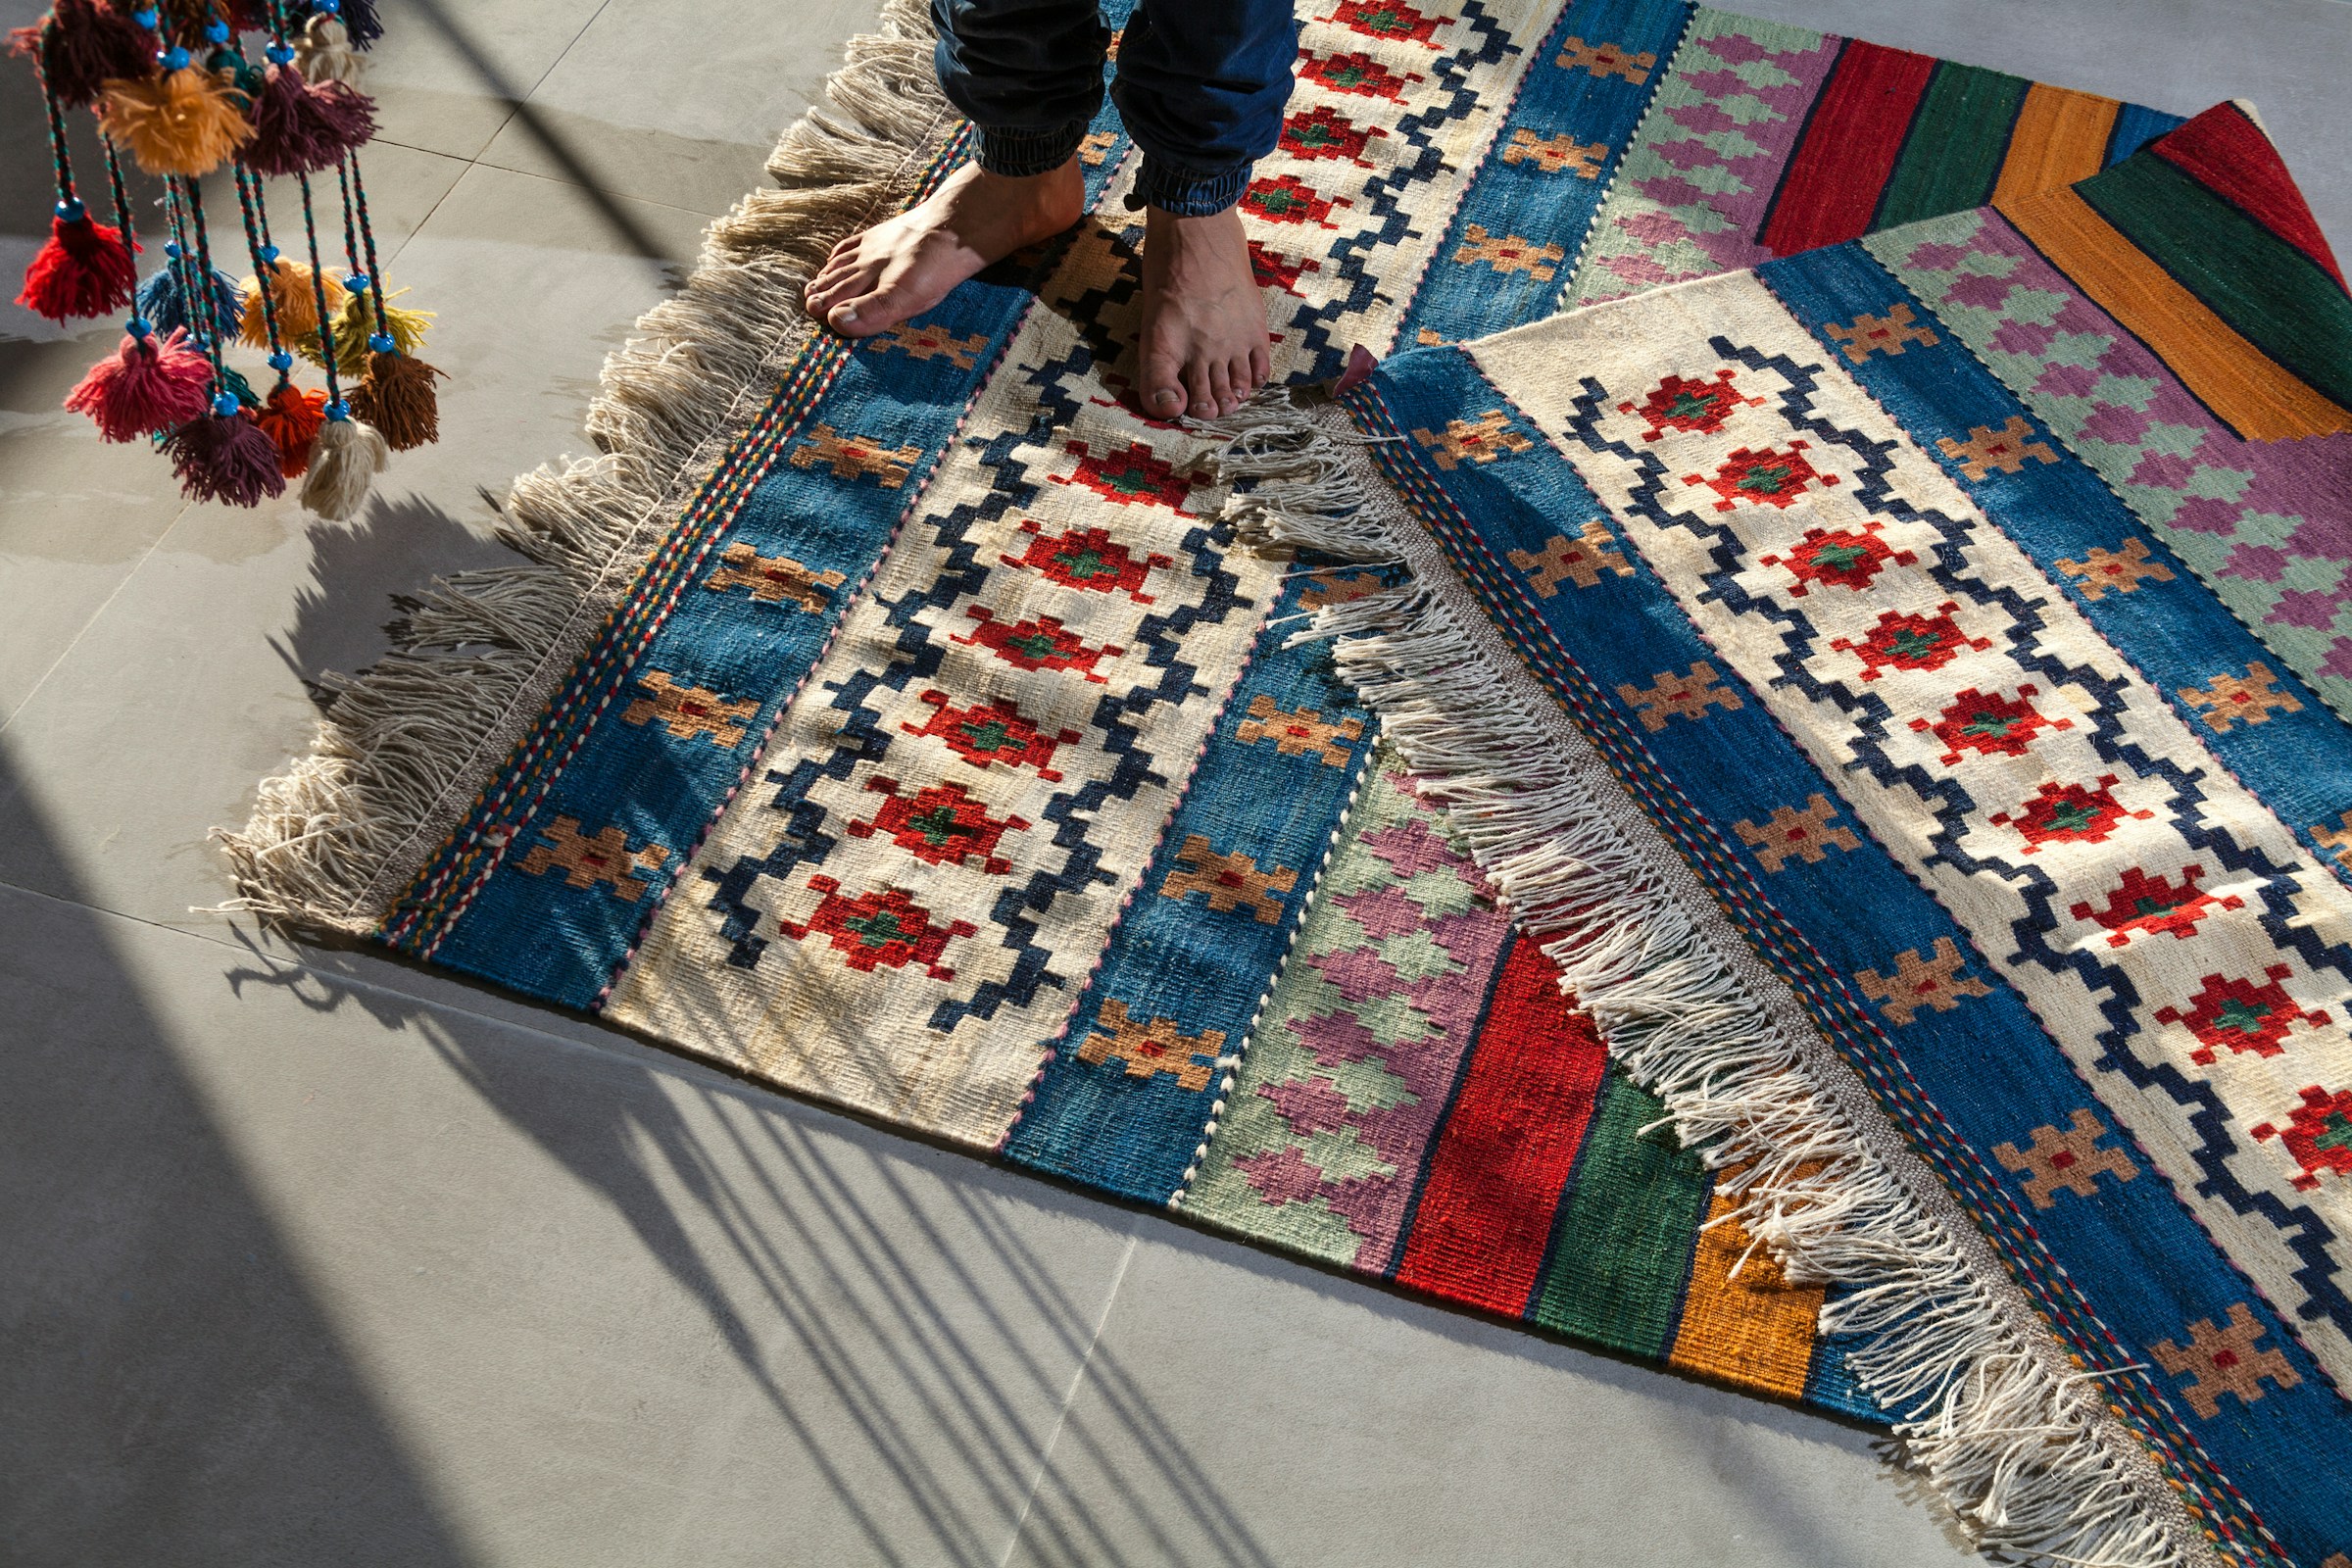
[[1137, 203, 1270, 419]]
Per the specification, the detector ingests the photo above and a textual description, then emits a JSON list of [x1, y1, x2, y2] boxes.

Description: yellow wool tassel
[[98, 67, 255, 176], [301, 287, 434, 379], [239, 262, 348, 346]]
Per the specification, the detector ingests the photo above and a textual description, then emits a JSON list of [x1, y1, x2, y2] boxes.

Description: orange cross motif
[[1823, 304, 1938, 363], [1236, 694, 1365, 766], [1411, 409, 1534, 471]]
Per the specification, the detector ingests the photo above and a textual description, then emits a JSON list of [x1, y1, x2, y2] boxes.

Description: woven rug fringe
[[1200, 390, 2219, 1568], [215, 0, 952, 932]]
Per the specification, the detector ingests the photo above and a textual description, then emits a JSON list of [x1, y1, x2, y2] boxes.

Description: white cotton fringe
[[218, 0, 956, 933], [1202, 392, 2224, 1568]]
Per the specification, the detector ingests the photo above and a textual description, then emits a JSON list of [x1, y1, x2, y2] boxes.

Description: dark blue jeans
[[932, 0, 1298, 216]]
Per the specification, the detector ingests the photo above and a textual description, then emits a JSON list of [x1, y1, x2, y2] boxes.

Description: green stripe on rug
[[1527, 1068, 1712, 1357], [1874, 62, 2028, 230], [2077, 150, 2352, 412]]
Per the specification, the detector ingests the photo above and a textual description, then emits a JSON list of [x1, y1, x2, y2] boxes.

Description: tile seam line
[[996, 1225, 1141, 1568], [449, 0, 619, 168], [0, 497, 194, 739]]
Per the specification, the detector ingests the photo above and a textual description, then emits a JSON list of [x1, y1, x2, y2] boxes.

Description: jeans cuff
[[974, 121, 1091, 177], [1133, 155, 1251, 218]]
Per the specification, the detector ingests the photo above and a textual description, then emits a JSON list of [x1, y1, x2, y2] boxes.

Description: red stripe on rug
[[2151, 101, 2347, 287], [1391, 935, 1609, 1316], [1759, 40, 1939, 256]]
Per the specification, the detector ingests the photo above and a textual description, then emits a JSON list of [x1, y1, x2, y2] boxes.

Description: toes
[[1248, 345, 1271, 391], [805, 262, 865, 318], [1227, 356, 1255, 407], [827, 288, 894, 336], [1207, 360, 1237, 418], [1183, 360, 1217, 422], [1142, 351, 1188, 418]]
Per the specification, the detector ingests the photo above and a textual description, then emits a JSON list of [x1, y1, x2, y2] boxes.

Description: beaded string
[[31, 38, 78, 216], [180, 174, 238, 411], [161, 176, 206, 350], [345, 155, 391, 344], [233, 165, 293, 387], [295, 170, 346, 413], [100, 139, 140, 261]]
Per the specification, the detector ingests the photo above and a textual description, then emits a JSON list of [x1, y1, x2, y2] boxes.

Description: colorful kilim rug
[[226, 0, 2333, 1559], [1245, 100, 2352, 1568]]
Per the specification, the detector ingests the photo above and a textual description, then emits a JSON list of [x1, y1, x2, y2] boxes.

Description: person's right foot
[[1137, 203, 1271, 420], [805, 160, 1086, 337]]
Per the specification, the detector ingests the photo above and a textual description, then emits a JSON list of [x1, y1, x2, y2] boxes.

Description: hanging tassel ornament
[[165, 389, 286, 505], [244, 39, 372, 175], [293, 10, 359, 84], [98, 38, 255, 175], [21, 202, 140, 319], [134, 243, 240, 334], [240, 254, 343, 342], [255, 378, 324, 475], [8, 0, 153, 110], [337, 153, 438, 449], [18, 26, 139, 322], [348, 341, 440, 449], [289, 163, 383, 517], [65, 322, 211, 441], [300, 402, 386, 517]]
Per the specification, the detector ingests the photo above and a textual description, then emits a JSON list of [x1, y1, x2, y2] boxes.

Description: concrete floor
[[2, 2, 2346, 1564]]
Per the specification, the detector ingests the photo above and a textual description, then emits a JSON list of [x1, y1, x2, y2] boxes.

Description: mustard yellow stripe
[[1665, 1187, 1824, 1399], [1991, 82, 2121, 207], [1999, 182, 2352, 440]]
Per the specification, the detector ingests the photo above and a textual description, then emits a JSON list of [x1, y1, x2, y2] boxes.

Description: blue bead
[[161, 45, 190, 71], [203, 19, 229, 41], [268, 351, 296, 371], [266, 42, 295, 64], [212, 391, 241, 417], [131, 7, 159, 25], [126, 317, 153, 338], [55, 198, 85, 222], [258, 244, 280, 265], [164, 241, 182, 259], [323, 399, 351, 422], [368, 332, 395, 353], [345, 273, 369, 293], [315, 0, 341, 13]]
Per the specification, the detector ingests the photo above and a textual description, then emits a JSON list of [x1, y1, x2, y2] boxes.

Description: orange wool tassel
[[97, 66, 254, 176], [254, 382, 328, 476], [238, 261, 346, 346]]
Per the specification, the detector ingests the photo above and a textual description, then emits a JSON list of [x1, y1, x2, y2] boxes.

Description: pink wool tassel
[[17, 204, 138, 321], [64, 325, 211, 441], [243, 63, 375, 176], [164, 397, 288, 507]]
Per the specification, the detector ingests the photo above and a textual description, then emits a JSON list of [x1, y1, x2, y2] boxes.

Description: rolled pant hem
[[974, 121, 1092, 176], [1134, 156, 1252, 218]]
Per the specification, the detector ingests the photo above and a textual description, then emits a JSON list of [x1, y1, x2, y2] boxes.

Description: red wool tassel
[[243, 65, 375, 176], [7, 0, 153, 111], [164, 409, 288, 507], [255, 381, 327, 476], [63, 326, 211, 441], [17, 210, 138, 321]]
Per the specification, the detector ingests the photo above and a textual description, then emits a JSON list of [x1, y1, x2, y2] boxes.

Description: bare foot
[[1139, 204, 1271, 420], [805, 159, 1086, 337]]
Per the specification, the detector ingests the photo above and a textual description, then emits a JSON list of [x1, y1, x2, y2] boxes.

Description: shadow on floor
[[0, 745, 470, 1568]]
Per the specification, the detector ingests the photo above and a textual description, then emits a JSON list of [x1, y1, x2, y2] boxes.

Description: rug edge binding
[[212, 0, 953, 936], [1200, 391, 2237, 1568]]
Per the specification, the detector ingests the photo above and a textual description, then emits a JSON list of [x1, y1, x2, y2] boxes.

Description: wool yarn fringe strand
[[218, 0, 955, 930], [1200, 392, 2224, 1568]]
